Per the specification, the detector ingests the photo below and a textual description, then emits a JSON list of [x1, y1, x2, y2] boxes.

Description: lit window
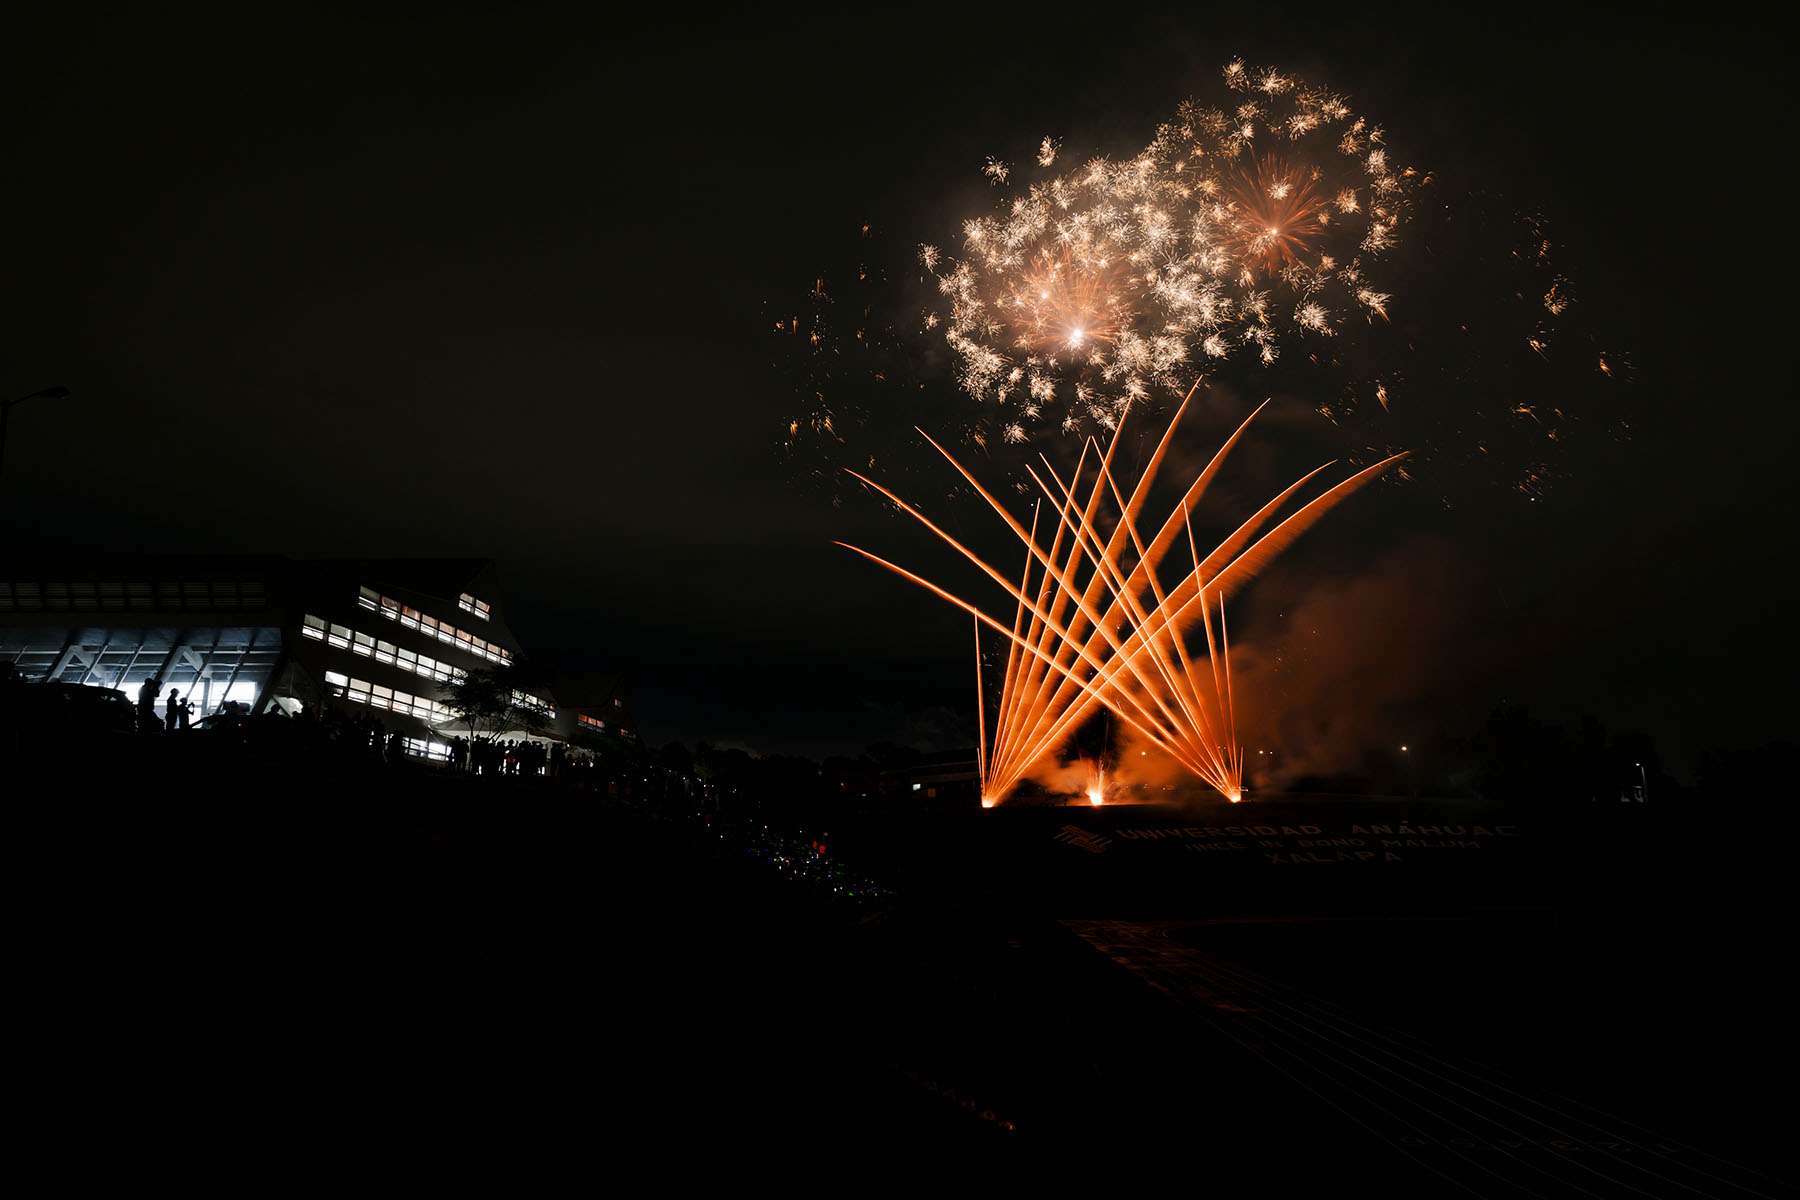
[[405, 737, 450, 762], [357, 587, 510, 668]]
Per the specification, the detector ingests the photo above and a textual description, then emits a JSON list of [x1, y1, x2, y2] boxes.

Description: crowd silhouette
[[5, 667, 623, 793]]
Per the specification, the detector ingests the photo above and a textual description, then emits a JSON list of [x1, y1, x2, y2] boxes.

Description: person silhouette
[[139, 676, 161, 732], [165, 688, 182, 732]]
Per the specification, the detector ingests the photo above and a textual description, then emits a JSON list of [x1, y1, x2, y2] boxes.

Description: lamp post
[[1, 386, 71, 510], [1636, 762, 1648, 804]]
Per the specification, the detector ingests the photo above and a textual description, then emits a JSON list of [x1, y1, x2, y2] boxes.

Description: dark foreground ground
[[16, 733, 1798, 1192]]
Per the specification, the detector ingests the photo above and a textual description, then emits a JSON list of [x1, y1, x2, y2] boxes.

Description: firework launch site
[[16, 720, 1792, 1194]]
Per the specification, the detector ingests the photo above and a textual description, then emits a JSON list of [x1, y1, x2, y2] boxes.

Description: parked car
[[193, 708, 249, 734], [16, 681, 140, 733], [2, 681, 139, 760], [191, 703, 296, 749]]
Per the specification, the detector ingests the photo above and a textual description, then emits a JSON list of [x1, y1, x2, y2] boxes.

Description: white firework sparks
[[923, 62, 1419, 439]]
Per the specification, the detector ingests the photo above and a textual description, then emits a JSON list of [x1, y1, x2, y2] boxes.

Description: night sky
[[7, 5, 1787, 778]]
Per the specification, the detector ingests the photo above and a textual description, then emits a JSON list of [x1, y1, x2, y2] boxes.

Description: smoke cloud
[[1228, 533, 1499, 787]]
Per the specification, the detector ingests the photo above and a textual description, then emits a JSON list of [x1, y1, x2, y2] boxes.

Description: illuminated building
[[0, 554, 637, 758]]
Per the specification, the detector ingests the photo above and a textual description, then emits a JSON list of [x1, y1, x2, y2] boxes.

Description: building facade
[[1, 554, 636, 759]]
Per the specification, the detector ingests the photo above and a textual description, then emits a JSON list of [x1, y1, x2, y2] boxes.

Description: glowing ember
[[1083, 759, 1107, 805]]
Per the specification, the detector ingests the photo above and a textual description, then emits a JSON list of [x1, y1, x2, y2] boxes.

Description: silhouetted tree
[[437, 665, 549, 742]]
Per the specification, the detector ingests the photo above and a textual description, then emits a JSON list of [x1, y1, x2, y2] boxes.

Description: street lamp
[[1, 386, 72, 507], [1636, 762, 1648, 804]]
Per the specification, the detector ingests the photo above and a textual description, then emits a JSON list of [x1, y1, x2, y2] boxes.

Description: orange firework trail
[[840, 387, 1406, 805]]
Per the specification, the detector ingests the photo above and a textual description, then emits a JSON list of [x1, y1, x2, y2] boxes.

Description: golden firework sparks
[[923, 62, 1419, 442]]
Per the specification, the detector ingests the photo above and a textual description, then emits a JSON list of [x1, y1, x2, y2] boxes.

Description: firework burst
[[841, 390, 1406, 804], [922, 61, 1419, 442]]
